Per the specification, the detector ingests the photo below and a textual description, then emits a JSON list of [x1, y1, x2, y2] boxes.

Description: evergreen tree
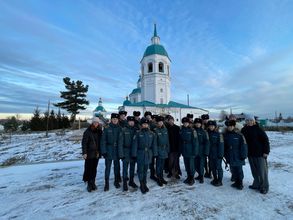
[[54, 77, 89, 122], [21, 121, 30, 131], [61, 113, 70, 128], [4, 116, 19, 132], [56, 108, 63, 129], [30, 107, 43, 131], [49, 110, 57, 130]]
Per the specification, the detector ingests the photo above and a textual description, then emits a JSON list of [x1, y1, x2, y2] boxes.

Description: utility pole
[[46, 100, 50, 137], [187, 94, 189, 106]]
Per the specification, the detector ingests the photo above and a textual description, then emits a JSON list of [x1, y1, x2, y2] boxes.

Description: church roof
[[143, 44, 169, 59], [123, 100, 207, 111], [94, 106, 106, 112], [130, 87, 141, 95], [123, 99, 132, 106]]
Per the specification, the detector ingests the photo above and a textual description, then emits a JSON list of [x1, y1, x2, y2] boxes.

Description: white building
[[93, 97, 107, 118], [119, 24, 208, 124]]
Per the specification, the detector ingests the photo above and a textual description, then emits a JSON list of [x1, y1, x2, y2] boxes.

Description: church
[[119, 24, 208, 124]]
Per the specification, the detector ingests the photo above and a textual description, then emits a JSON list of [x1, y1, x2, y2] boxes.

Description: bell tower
[[140, 24, 171, 104]]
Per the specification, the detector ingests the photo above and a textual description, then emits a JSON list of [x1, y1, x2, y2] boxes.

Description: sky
[[0, 0, 293, 119]]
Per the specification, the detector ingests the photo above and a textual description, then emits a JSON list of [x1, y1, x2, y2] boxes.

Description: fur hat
[[111, 113, 119, 119], [201, 114, 209, 120], [156, 116, 164, 122], [140, 117, 150, 125], [133, 111, 141, 117], [194, 118, 202, 124], [181, 117, 189, 123], [144, 111, 152, 117], [187, 113, 194, 119], [226, 120, 236, 127], [207, 120, 217, 127], [119, 110, 127, 116], [127, 116, 135, 121]]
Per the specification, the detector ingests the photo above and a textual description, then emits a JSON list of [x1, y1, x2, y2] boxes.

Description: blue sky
[[0, 0, 293, 119]]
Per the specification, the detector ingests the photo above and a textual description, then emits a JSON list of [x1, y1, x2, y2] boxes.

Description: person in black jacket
[[241, 115, 270, 194], [82, 117, 103, 192], [166, 116, 181, 179]]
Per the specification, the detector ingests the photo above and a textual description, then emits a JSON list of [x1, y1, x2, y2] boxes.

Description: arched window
[[159, 62, 164, 72], [141, 65, 144, 75], [148, 62, 153, 73], [167, 65, 170, 75], [160, 88, 163, 93]]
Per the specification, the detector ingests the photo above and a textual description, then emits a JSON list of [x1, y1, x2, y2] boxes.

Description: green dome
[[123, 99, 131, 106], [143, 44, 169, 59], [130, 88, 141, 95], [95, 106, 106, 112]]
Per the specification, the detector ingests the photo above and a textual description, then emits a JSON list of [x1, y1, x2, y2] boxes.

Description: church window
[[160, 88, 163, 93], [159, 62, 164, 72], [148, 62, 153, 73]]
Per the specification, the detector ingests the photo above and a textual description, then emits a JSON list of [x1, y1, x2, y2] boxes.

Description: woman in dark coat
[[241, 115, 270, 194], [82, 117, 103, 192]]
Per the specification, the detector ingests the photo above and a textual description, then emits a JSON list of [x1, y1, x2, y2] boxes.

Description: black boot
[[184, 176, 190, 184], [188, 176, 195, 186], [144, 181, 149, 192], [161, 177, 167, 185], [140, 181, 146, 194], [211, 178, 218, 186], [214, 180, 223, 187], [199, 175, 204, 183], [92, 180, 97, 190], [104, 179, 109, 191], [114, 176, 121, 188], [237, 180, 243, 190], [157, 178, 163, 187], [123, 179, 128, 191], [129, 178, 138, 188], [87, 181, 92, 192]]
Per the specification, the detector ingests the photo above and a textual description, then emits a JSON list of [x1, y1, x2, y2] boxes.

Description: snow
[[0, 131, 293, 219]]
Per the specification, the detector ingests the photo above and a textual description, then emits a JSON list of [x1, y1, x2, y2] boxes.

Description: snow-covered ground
[[0, 129, 83, 166], [0, 131, 292, 219]]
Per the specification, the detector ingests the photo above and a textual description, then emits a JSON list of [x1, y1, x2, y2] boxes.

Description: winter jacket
[[120, 125, 137, 161], [132, 128, 158, 165], [82, 126, 102, 159], [224, 130, 248, 166], [241, 124, 270, 157], [207, 130, 224, 159], [100, 123, 123, 160], [179, 126, 199, 158], [154, 126, 170, 159], [195, 127, 210, 157]]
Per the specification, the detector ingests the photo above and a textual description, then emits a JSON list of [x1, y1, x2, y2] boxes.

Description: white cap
[[92, 117, 100, 123], [245, 114, 255, 121]]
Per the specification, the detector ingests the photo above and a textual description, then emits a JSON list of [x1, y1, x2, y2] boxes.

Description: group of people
[[81, 111, 270, 195]]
